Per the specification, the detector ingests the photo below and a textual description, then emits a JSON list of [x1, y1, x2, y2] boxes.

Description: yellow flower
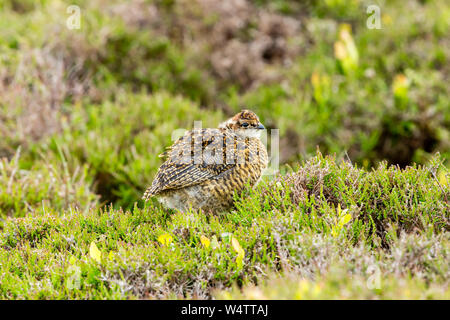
[[438, 170, 448, 187], [231, 237, 245, 268], [392, 74, 410, 107], [158, 233, 173, 246], [108, 251, 115, 260], [334, 41, 347, 60], [311, 71, 331, 105], [200, 235, 211, 248], [89, 241, 102, 263], [231, 237, 245, 257], [393, 74, 410, 90], [334, 24, 359, 75]]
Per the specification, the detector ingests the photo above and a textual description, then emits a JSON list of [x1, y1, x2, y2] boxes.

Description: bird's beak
[[257, 123, 265, 130]]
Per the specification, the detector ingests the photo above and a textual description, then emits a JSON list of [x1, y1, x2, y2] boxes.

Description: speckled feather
[[143, 110, 268, 212]]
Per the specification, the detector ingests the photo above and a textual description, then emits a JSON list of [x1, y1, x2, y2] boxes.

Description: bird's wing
[[144, 129, 240, 198]]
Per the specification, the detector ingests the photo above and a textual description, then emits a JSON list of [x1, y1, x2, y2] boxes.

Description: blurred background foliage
[[0, 0, 449, 209]]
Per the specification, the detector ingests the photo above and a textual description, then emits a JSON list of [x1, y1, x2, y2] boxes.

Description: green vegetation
[[0, 153, 448, 299], [0, 0, 449, 299]]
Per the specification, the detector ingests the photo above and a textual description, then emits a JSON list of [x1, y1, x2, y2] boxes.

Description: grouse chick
[[143, 110, 268, 213]]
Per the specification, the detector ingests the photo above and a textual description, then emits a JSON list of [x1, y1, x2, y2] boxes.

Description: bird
[[143, 110, 268, 213]]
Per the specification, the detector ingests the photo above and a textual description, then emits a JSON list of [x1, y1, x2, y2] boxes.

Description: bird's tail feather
[[142, 186, 157, 201]]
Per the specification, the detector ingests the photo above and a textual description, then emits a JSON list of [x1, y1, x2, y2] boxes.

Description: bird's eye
[[242, 122, 249, 128]]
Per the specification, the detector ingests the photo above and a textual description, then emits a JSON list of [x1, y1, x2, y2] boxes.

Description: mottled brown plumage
[[143, 110, 268, 212]]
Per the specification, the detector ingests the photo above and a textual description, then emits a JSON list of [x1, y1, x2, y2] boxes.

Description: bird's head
[[219, 109, 265, 138]]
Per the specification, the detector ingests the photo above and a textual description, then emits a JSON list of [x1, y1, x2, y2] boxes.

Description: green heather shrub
[[234, 153, 449, 247], [0, 1, 216, 159], [98, 29, 214, 104], [225, 1, 450, 166], [0, 154, 448, 299], [1, 0, 448, 169], [0, 150, 97, 220]]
